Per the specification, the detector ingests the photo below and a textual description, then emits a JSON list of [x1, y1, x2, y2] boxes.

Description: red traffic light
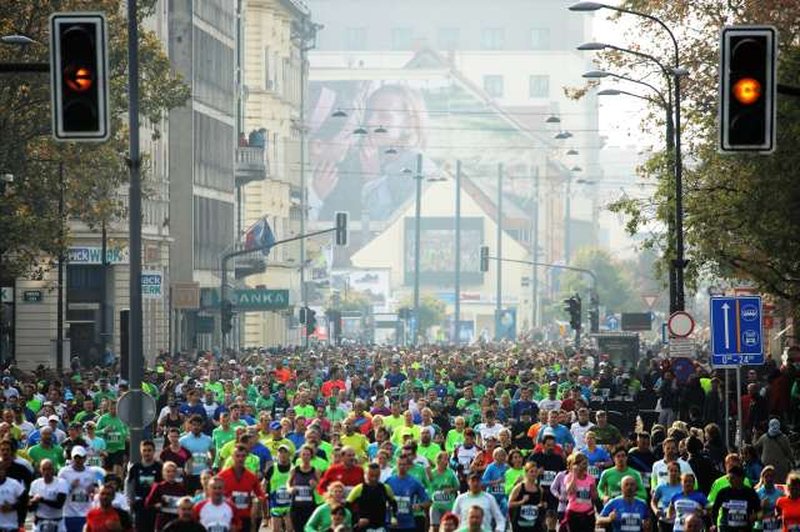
[[64, 65, 94, 92], [732, 77, 761, 105]]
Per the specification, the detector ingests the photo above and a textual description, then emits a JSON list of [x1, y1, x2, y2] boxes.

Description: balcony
[[235, 146, 269, 187]]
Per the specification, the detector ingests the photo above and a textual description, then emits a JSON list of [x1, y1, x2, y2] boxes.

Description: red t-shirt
[[317, 463, 364, 494], [217, 467, 267, 521], [776, 495, 800, 531], [85, 507, 132, 532]]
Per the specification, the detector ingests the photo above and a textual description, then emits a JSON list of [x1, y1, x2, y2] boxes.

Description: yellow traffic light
[[732, 77, 761, 105]]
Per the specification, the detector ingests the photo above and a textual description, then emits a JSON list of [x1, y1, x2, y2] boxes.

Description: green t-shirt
[[255, 396, 274, 413], [417, 442, 442, 466], [96, 413, 128, 452], [28, 444, 65, 471], [445, 429, 465, 454], [429, 467, 459, 511], [383, 415, 405, 433], [212, 426, 236, 453], [295, 404, 315, 419], [707, 475, 752, 506], [597, 466, 646, 501], [504, 467, 524, 495], [304, 503, 352, 532], [222, 453, 260, 474]]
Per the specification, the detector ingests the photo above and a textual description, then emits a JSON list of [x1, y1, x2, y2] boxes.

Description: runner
[[125, 439, 162, 531], [451, 473, 505, 532], [289, 445, 322, 531], [428, 451, 459, 531], [347, 462, 396, 531], [29, 459, 68, 532], [266, 444, 294, 532], [217, 444, 267, 532], [59, 446, 98, 532], [193, 478, 238, 532], [507, 461, 545, 532], [667, 473, 707, 532], [385, 455, 431, 532], [598, 475, 651, 532], [180, 415, 213, 494], [145, 461, 188, 530], [563, 452, 597, 532], [163, 496, 207, 532], [84, 483, 133, 532]]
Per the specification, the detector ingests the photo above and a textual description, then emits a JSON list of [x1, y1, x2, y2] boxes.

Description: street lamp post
[[571, 1, 687, 311], [454, 160, 462, 344], [412, 153, 423, 345], [495, 163, 503, 340]]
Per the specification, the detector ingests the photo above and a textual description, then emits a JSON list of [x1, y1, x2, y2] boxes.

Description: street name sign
[[710, 295, 764, 366]]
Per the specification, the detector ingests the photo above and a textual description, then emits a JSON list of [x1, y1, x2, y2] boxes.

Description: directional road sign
[[710, 296, 764, 366]]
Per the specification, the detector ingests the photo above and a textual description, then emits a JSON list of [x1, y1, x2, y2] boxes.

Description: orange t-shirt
[[776, 495, 800, 531]]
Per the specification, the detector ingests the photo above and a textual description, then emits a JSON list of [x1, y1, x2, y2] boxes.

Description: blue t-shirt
[[385, 474, 430, 530], [481, 463, 509, 508], [669, 491, 708, 532], [537, 424, 575, 447], [653, 483, 682, 516], [179, 432, 213, 476], [600, 496, 650, 532], [580, 446, 611, 466], [251, 443, 273, 472]]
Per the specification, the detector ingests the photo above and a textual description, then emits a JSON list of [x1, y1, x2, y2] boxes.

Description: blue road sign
[[606, 315, 619, 331], [710, 296, 763, 366]]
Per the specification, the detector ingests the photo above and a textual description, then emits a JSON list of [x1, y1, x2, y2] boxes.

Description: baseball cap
[[36, 417, 48, 428], [278, 444, 291, 452], [269, 421, 281, 430], [48, 415, 60, 423], [71, 446, 87, 458]]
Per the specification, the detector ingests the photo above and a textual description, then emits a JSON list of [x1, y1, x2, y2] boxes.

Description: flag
[[244, 216, 275, 256]]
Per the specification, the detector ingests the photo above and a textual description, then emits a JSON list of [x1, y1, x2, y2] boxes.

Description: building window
[[391, 27, 413, 50], [438, 27, 459, 50], [529, 75, 550, 98], [529, 28, 551, 50], [483, 75, 504, 98], [481, 27, 505, 50], [344, 27, 367, 50]]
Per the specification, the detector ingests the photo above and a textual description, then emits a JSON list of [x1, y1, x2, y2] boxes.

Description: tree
[[0, 0, 189, 279], [560, 248, 641, 314], [400, 293, 446, 339], [575, 1, 800, 320]]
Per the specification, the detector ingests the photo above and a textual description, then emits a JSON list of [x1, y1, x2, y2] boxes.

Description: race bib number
[[232, 491, 251, 509], [396, 496, 412, 515], [162, 495, 180, 514], [432, 490, 454, 503], [575, 486, 591, 506], [723, 499, 748, 527], [36, 521, 60, 532], [139, 475, 155, 488], [69, 490, 89, 503], [191, 452, 208, 474], [274, 487, 291, 505], [87, 456, 103, 468], [762, 517, 781, 531], [620, 512, 642, 531], [206, 524, 230, 532], [518, 505, 539, 526], [294, 486, 313, 503], [588, 466, 600, 478], [487, 483, 505, 496], [641, 472, 651, 487], [540, 470, 556, 486], [107, 432, 121, 444]]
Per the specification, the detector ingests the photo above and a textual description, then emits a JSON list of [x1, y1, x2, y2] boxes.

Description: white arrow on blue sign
[[710, 296, 764, 366]]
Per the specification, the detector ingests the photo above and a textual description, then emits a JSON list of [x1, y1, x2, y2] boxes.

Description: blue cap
[[269, 421, 281, 430]]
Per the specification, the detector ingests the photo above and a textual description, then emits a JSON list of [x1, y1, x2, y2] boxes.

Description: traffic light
[[719, 25, 777, 153], [305, 308, 317, 336], [50, 13, 110, 141], [588, 292, 600, 333], [221, 300, 234, 334], [563, 294, 581, 331], [335, 211, 348, 246], [299, 306, 307, 324], [480, 246, 489, 273]]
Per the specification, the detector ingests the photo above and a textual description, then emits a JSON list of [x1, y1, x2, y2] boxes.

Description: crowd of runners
[[0, 341, 797, 531]]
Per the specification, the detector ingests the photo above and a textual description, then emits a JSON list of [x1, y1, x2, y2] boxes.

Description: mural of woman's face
[[367, 90, 413, 145]]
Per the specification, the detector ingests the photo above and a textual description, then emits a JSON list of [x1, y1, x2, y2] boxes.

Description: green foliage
[[592, 0, 800, 309], [400, 293, 447, 337], [560, 248, 642, 314], [0, 0, 189, 278], [328, 289, 372, 312]]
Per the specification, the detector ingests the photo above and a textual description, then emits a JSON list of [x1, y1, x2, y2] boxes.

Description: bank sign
[[68, 246, 128, 264], [235, 289, 289, 311], [142, 271, 163, 299]]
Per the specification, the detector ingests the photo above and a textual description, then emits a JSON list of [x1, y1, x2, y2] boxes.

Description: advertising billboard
[[403, 217, 483, 286], [307, 76, 541, 223]]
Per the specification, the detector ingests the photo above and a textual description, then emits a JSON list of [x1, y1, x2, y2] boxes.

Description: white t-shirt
[[30, 477, 69, 520], [195, 499, 237, 531], [650, 458, 694, 489], [538, 398, 562, 411], [0, 477, 24, 529], [570, 421, 595, 449], [475, 422, 503, 442], [58, 466, 98, 517]]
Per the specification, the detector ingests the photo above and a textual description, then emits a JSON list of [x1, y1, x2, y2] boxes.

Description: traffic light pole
[[219, 225, 340, 346], [488, 255, 599, 329], [127, 0, 145, 464]]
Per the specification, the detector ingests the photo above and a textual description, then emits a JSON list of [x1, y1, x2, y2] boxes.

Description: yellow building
[[240, 0, 314, 347]]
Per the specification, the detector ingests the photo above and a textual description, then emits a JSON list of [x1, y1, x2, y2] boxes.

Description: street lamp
[[584, 69, 669, 107], [566, 149, 579, 156], [570, 1, 688, 311], [546, 115, 561, 123], [0, 34, 37, 46], [555, 131, 573, 140]]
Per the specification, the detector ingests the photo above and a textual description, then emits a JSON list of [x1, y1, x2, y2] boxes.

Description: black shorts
[[104, 450, 126, 468]]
